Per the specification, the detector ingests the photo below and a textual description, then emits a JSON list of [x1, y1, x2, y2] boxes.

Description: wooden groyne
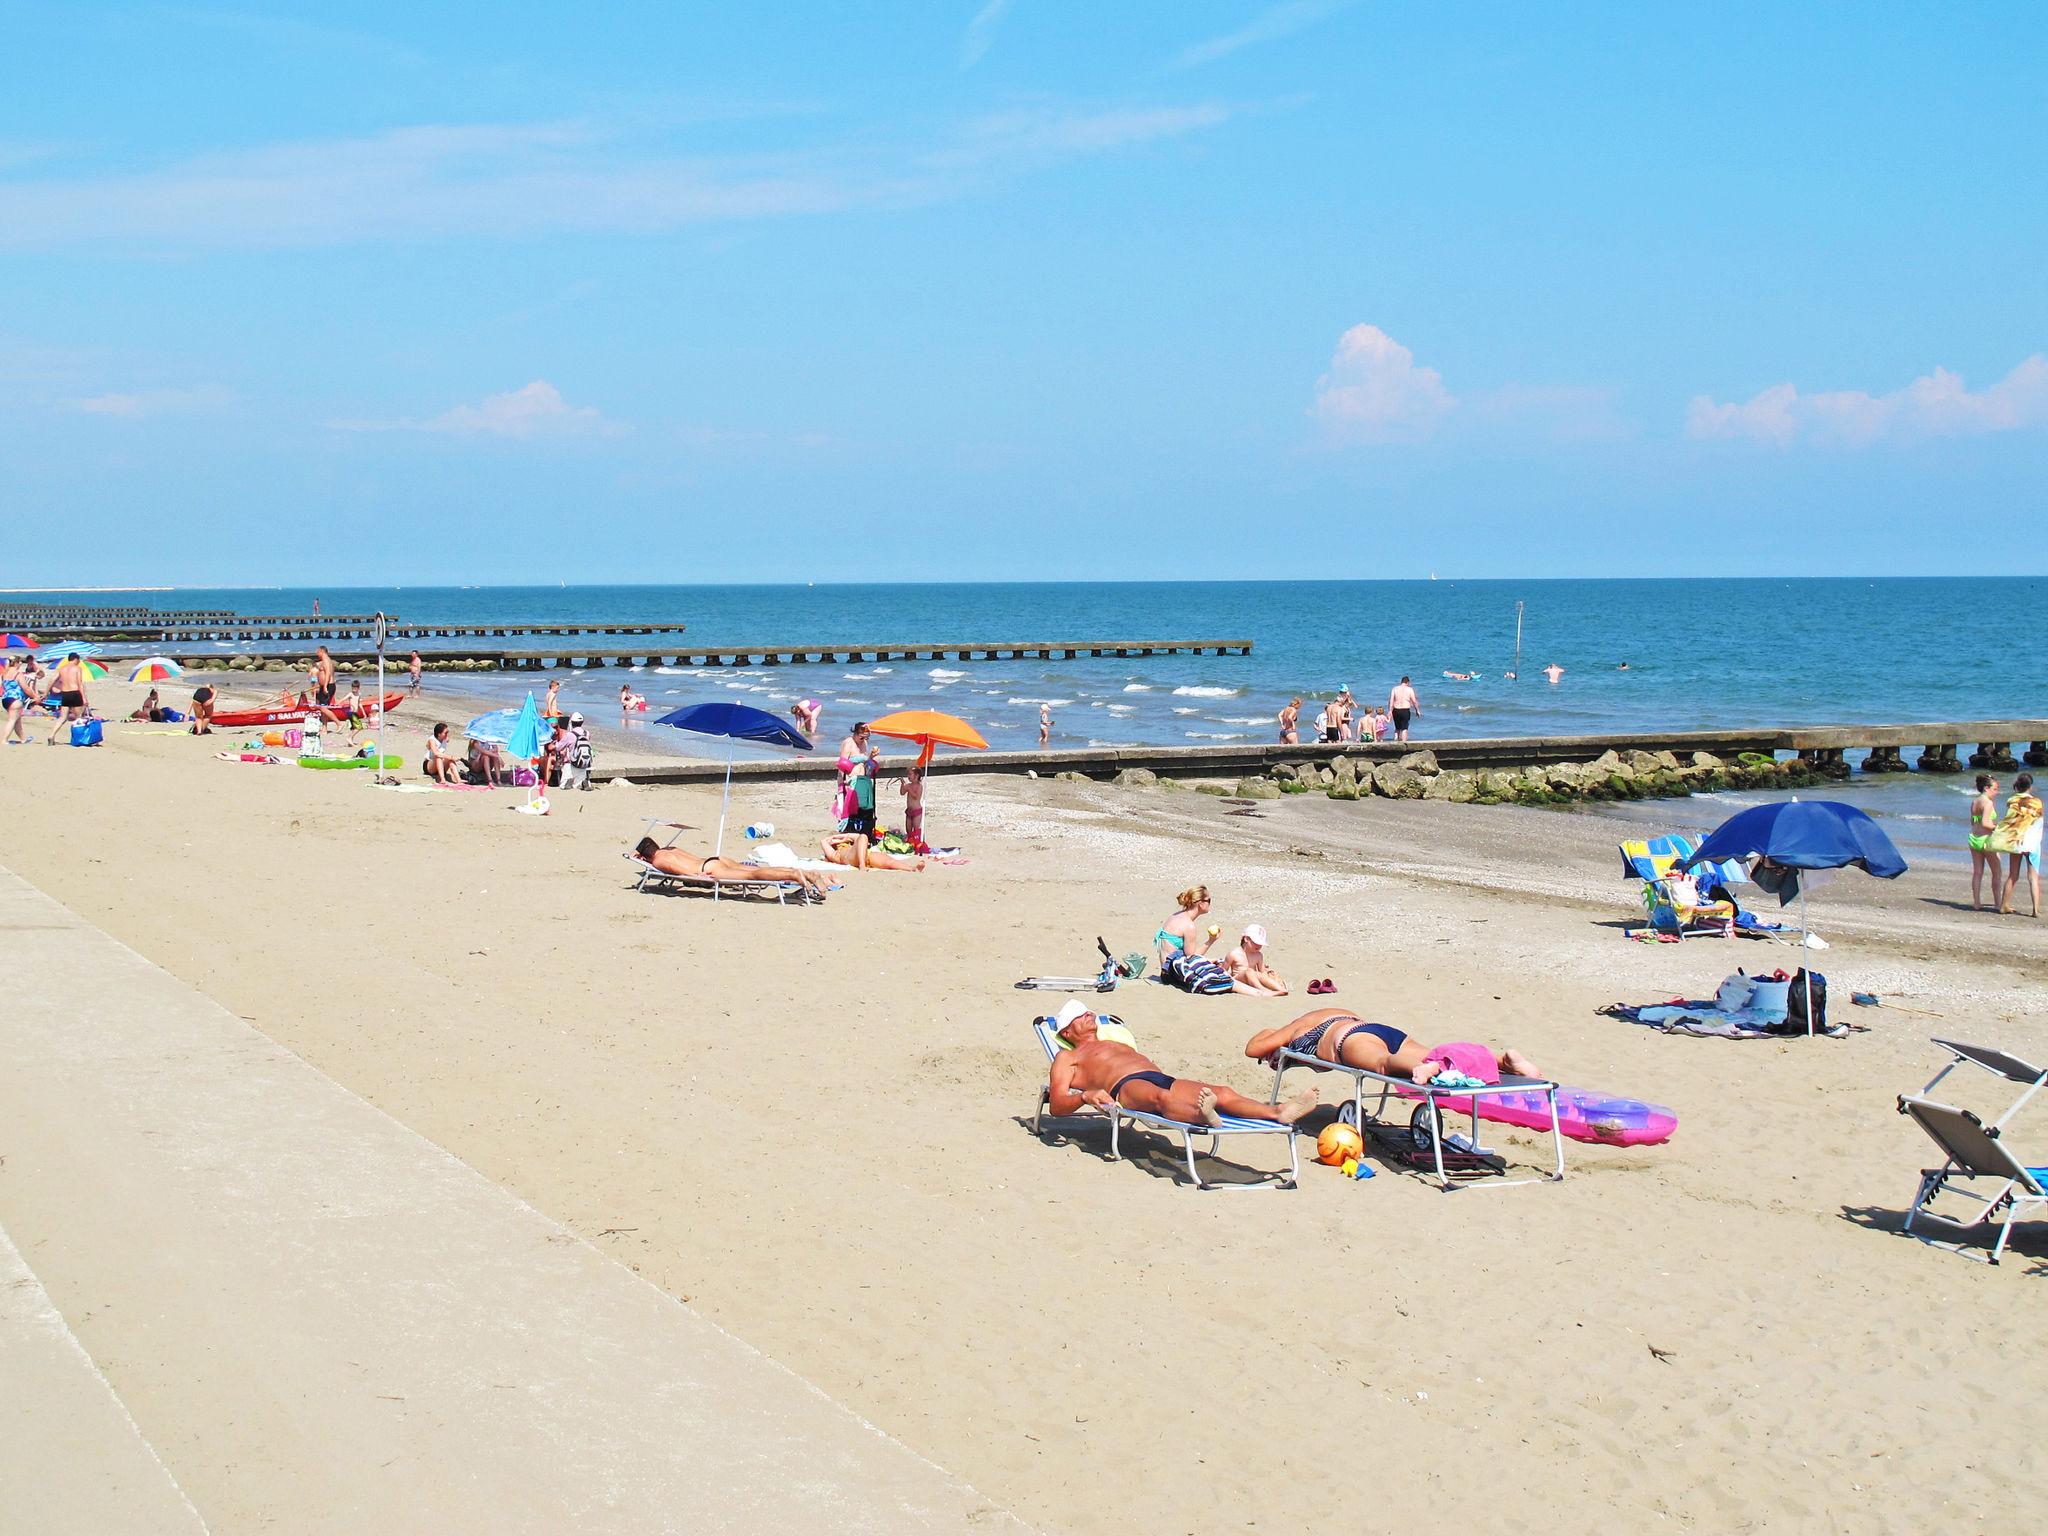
[[9, 616, 695, 643], [157, 638, 1252, 670], [588, 719, 2048, 787]]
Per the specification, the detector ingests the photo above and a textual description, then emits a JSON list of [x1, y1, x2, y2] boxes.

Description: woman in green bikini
[[1969, 773, 2004, 912]]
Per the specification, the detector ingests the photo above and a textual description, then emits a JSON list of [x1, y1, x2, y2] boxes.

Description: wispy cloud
[[68, 385, 231, 418], [1168, 0, 1342, 70], [959, 0, 1013, 69], [0, 104, 1237, 253], [330, 380, 622, 440], [1310, 324, 1456, 442], [1687, 355, 2048, 447]]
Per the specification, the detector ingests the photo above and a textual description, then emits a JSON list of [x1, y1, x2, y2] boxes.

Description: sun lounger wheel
[[1409, 1102, 1441, 1153], [1336, 1100, 1360, 1131]]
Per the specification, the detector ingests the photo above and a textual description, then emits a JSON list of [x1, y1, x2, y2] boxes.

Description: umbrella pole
[[716, 742, 734, 857], [1802, 885, 1813, 1037]]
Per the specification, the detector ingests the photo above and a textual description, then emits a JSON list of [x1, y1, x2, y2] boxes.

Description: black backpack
[[1778, 969, 1827, 1033]]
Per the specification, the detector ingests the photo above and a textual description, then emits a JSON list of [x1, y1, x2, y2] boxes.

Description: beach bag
[[1779, 969, 1828, 1033], [161, 707, 186, 722], [570, 730, 593, 769], [1163, 953, 1234, 996], [68, 719, 103, 747], [854, 773, 876, 812]]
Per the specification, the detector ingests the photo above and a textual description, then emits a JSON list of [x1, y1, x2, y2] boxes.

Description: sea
[[8, 577, 2043, 867]]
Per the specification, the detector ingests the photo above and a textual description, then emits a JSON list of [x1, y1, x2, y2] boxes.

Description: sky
[[1, 3, 2044, 585]]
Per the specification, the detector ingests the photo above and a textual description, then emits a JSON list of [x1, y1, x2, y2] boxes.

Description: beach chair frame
[[1028, 1019, 1299, 1190], [1895, 1038, 2048, 1264], [1269, 1049, 1565, 1192]]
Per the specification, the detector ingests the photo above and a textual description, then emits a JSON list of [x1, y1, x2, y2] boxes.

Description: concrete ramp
[[0, 867, 1022, 1535]]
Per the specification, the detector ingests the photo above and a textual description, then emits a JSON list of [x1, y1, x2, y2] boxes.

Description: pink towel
[[1422, 1041, 1500, 1084]]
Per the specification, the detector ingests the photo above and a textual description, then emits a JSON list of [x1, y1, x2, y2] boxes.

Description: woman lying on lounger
[[1243, 1007, 1541, 1083], [633, 838, 834, 898], [820, 832, 925, 872], [1052, 1010, 1316, 1128]]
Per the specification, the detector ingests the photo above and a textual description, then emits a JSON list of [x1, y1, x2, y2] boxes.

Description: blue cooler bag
[[69, 719, 104, 747]]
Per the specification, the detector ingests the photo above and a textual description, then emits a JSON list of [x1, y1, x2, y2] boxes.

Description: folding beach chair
[[624, 820, 817, 906], [1897, 1038, 2048, 1264], [1028, 1017, 1299, 1190], [1620, 834, 1748, 938], [1269, 1045, 1565, 1191]]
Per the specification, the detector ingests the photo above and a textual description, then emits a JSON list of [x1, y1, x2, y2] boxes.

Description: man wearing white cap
[[1047, 1006, 1315, 1129], [1223, 923, 1288, 996]]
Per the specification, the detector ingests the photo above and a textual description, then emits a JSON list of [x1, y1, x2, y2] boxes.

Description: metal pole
[[1514, 601, 1524, 679], [372, 610, 386, 780], [1802, 884, 1814, 1036], [716, 740, 734, 857]]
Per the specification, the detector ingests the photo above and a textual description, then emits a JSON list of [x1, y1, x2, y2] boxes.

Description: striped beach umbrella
[[128, 657, 184, 682], [76, 658, 109, 680], [0, 633, 35, 649]]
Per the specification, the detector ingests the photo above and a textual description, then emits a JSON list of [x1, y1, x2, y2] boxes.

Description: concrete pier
[[156, 638, 1252, 670], [589, 718, 2048, 787]]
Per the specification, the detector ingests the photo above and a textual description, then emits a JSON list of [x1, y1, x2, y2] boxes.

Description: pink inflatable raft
[[1395, 1082, 1677, 1147]]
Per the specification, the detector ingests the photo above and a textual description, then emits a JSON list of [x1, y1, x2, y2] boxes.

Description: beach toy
[[286, 728, 301, 748], [261, 731, 285, 747], [745, 822, 775, 840], [297, 753, 403, 771], [1317, 1123, 1365, 1166]]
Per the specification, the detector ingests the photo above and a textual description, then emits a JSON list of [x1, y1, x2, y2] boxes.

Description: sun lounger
[[622, 852, 815, 905], [1268, 1047, 1565, 1191], [1897, 1038, 2048, 1264], [1620, 833, 1749, 938], [1028, 1017, 1298, 1190]]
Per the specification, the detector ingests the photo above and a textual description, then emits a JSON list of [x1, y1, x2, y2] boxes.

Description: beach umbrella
[[464, 706, 524, 745], [864, 708, 988, 767], [128, 657, 183, 683], [504, 693, 549, 811], [77, 658, 109, 680], [1681, 799, 1907, 1035], [652, 700, 813, 855], [0, 633, 35, 649], [35, 641, 101, 661]]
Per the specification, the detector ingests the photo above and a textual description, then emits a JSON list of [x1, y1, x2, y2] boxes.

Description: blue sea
[[9, 578, 2042, 864]]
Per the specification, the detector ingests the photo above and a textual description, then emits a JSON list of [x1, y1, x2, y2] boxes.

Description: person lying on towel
[[633, 838, 834, 899], [1244, 1008, 1542, 1084], [1050, 1009, 1317, 1128]]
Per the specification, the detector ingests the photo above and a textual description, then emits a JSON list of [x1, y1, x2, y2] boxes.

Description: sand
[[5, 672, 2046, 1533]]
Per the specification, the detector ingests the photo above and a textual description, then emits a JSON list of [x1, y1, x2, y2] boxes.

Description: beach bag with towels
[[1716, 968, 1824, 1033], [68, 719, 103, 747], [1162, 952, 1235, 996]]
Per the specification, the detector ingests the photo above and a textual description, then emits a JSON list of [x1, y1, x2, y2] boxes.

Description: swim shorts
[[57, 690, 84, 709], [1391, 708, 1412, 732]]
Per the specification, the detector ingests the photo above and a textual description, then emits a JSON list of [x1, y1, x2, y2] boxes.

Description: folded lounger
[[1620, 834, 1749, 938], [1898, 1037, 2048, 1264], [1268, 1045, 1565, 1191], [1029, 1017, 1298, 1190]]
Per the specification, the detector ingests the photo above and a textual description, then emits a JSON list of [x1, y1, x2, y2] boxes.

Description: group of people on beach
[[1968, 771, 2042, 917], [1, 650, 92, 744], [1278, 678, 1422, 747], [1152, 884, 1289, 996], [831, 719, 929, 861]]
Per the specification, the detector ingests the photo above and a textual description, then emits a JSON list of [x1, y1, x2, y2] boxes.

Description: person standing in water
[[1969, 773, 2005, 912], [1993, 772, 2043, 919], [1039, 702, 1053, 748], [1278, 698, 1300, 745], [1543, 663, 1566, 685], [407, 652, 423, 695], [1387, 676, 1420, 742], [543, 678, 561, 721]]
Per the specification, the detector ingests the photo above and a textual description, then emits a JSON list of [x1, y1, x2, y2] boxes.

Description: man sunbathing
[[633, 837, 833, 898], [1244, 1007, 1541, 1084], [1051, 1010, 1316, 1128], [820, 831, 925, 871]]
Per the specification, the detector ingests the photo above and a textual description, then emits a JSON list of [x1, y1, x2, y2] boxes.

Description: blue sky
[[2, 3, 2043, 584]]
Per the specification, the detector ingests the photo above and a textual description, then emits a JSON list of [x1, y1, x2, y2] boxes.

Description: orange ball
[[1317, 1123, 1365, 1167]]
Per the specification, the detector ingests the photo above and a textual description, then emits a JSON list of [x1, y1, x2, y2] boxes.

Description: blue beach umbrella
[[1682, 799, 1908, 1035], [464, 707, 524, 745], [652, 700, 813, 855], [505, 693, 546, 761], [34, 641, 101, 661]]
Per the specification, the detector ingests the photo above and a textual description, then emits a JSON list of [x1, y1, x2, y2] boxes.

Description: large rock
[[1314, 764, 1336, 787], [1653, 750, 1681, 771], [1269, 762, 1299, 784], [1233, 777, 1281, 800], [1546, 763, 1590, 791], [1590, 749, 1625, 774], [1396, 749, 1440, 776], [1626, 749, 1663, 774], [1372, 765, 1425, 799], [1330, 757, 1358, 792], [1054, 770, 1089, 783], [1479, 770, 1518, 798], [1423, 769, 1477, 802], [1113, 767, 1157, 788], [1327, 778, 1363, 801], [1691, 751, 1723, 770]]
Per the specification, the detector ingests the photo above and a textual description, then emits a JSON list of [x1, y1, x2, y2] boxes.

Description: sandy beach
[[7, 672, 2047, 1533]]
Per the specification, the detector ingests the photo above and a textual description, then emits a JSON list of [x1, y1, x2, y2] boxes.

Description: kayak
[[212, 693, 406, 729], [298, 754, 403, 771]]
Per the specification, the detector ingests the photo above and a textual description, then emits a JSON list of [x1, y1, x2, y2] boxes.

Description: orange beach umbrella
[[865, 709, 988, 767]]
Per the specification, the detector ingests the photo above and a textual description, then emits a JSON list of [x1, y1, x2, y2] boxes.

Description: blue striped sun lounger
[[1029, 1017, 1298, 1190]]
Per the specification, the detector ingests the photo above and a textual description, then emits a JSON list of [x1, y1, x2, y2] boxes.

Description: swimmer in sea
[[1543, 663, 1565, 685]]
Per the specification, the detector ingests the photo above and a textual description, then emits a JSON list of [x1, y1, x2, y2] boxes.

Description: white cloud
[[0, 105, 1239, 252], [959, 0, 1012, 68], [330, 380, 621, 440], [68, 386, 231, 418], [1688, 355, 2048, 447], [1310, 324, 1456, 442], [1169, 0, 1341, 70]]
